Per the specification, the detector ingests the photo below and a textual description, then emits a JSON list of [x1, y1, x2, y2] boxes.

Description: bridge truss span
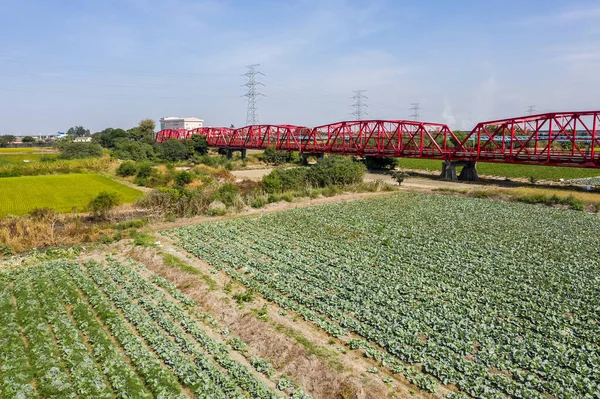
[[155, 111, 600, 169], [452, 111, 600, 167]]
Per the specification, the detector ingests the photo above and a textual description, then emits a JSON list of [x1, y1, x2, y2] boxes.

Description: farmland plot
[[164, 193, 600, 399], [0, 258, 293, 399]]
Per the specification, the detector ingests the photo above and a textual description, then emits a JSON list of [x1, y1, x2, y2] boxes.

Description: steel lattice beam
[[155, 111, 600, 168]]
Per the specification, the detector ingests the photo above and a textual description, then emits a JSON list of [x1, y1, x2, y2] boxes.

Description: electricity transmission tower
[[526, 105, 537, 116], [409, 103, 421, 121], [243, 64, 265, 125], [351, 90, 368, 120]]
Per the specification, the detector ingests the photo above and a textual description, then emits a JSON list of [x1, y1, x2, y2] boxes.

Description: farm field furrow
[[164, 193, 600, 399], [0, 259, 289, 399]]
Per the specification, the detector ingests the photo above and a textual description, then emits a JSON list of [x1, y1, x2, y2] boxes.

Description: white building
[[160, 117, 204, 130]]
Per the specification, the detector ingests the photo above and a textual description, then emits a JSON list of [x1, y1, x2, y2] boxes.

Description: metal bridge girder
[[155, 111, 600, 168]]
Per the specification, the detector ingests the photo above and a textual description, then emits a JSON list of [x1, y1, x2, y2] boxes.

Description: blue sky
[[1, 0, 599, 134]]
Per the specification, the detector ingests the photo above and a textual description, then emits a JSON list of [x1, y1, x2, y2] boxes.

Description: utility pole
[[409, 103, 421, 121], [351, 90, 368, 120], [526, 105, 537, 116], [243, 64, 265, 125]]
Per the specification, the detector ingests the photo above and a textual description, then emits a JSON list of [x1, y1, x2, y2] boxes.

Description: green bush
[[157, 139, 190, 162], [263, 167, 308, 193], [322, 185, 343, 197], [281, 192, 294, 202], [112, 141, 155, 161], [88, 191, 120, 219], [267, 193, 281, 203], [58, 142, 104, 160], [262, 171, 282, 193], [307, 156, 366, 187], [189, 134, 208, 155], [251, 196, 268, 209], [216, 183, 240, 207], [175, 171, 193, 186], [262, 146, 291, 165], [134, 161, 155, 186], [116, 161, 138, 177]]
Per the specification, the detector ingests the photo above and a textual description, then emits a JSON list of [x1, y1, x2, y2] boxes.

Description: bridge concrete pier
[[223, 149, 247, 160], [440, 161, 478, 181]]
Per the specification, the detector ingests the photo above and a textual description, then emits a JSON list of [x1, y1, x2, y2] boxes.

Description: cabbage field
[[0, 258, 297, 399], [164, 193, 600, 399]]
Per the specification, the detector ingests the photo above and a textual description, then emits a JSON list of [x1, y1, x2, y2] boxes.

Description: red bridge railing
[[156, 111, 600, 168]]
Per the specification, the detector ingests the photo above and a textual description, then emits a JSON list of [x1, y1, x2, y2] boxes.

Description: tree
[[0, 135, 16, 147], [92, 128, 129, 148], [158, 139, 190, 162], [88, 191, 120, 220], [189, 134, 208, 155], [66, 126, 91, 138], [112, 141, 155, 161], [262, 146, 291, 165], [58, 142, 104, 159], [391, 171, 408, 186], [22, 136, 36, 143], [128, 119, 156, 143]]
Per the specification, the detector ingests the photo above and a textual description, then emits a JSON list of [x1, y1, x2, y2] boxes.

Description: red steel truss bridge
[[156, 111, 600, 178]]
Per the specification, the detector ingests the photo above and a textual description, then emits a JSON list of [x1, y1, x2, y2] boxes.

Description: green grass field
[[396, 158, 600, 181], [0, 154, 58, 164], [0, 148, 54, 153], [0, 174, 143, 216]]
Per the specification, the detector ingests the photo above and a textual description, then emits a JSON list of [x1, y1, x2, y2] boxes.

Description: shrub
[[322, 185, 343, 197], [391, 171, 408, 185], [262, 146, 291, 165], [251, 196, 268, 209], [262, 171, 282, 193], [216, 183, 239, 207], [88, 191, 120, 220], [307, 156, 366, 187], [112, 141, 155, 162], [263, 167, 308, 193], [116, 161, 138, 177], [267, 193, 281, 203], [281, 192, 294, 202], [175, 171, 193, 186], [58, 142, 104, 160], [189, 134, 208, 155], [157, 139, 190, 162]]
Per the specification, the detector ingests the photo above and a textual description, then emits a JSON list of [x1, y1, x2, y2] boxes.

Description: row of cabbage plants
[[0, 257, 295, 399], [164, 192, 600, 399]]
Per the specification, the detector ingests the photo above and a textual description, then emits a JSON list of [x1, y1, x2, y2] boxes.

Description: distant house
[[160, 117, 204, 130], [73, 137, 92, 143]]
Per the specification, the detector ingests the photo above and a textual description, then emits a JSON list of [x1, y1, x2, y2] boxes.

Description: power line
[[242, 64, 265, 125], [409, 103, 421, 121], [351, 90, 368, 120], [526, 105, 537, 116]]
